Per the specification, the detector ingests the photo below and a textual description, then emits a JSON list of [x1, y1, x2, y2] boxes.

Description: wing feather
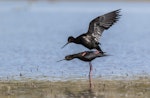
[[87, 9, 121, 43]]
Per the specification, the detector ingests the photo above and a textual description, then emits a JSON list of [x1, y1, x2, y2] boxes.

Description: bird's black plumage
[[62, 9, 121, 53], [58, 51, 108, 89], [64, 51, 107, 62]]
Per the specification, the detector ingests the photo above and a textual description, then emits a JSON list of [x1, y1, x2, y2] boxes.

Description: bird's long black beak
[[57, 59, 65, 62], [61, 42, 69, 49]]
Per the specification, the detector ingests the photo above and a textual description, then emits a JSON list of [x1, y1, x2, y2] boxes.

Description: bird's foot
[[82, 52, 86, 56], [95, 50, 100, 54], [95, 50, 104, 54]]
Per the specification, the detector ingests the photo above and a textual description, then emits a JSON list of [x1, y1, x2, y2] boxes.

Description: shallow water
[[0, 1, 150, 81]]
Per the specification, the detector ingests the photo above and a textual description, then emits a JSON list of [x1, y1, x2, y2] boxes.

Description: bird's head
[[57, 55, 74, 62], [65, 55, 74, 60], [61, 36, 75, 49], [68, 36, 75, 42]]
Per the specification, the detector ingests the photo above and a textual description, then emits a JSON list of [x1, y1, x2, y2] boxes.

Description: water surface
[[0, 1, 150, 81]]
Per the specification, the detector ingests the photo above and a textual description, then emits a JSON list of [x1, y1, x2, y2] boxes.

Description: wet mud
[[0, 78, 150, 98]]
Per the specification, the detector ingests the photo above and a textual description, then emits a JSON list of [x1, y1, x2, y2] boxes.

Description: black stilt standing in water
[[57, 51, 107, 89], [62, 9, 121, 54]]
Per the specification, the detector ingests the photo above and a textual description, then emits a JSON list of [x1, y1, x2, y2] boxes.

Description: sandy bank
[[0, 78, 150, 98]]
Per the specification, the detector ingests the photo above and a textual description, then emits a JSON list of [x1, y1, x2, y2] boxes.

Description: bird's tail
[[102, 53, 112, 57]]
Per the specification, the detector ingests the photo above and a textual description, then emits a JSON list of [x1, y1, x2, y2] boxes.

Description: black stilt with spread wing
[[62, 9, 121, 53]]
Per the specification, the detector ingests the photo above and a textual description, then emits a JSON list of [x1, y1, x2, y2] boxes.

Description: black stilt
[[59, 51, 107, 89], [62, 9, 121, 51]]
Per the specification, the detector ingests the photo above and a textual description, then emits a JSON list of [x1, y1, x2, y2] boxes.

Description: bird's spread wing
[[87, 9, 121, 43]]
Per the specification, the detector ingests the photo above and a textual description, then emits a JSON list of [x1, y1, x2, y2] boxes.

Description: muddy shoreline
[[0, 78, 150, 98]]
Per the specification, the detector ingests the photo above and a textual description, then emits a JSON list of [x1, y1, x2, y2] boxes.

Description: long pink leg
[[89, 62, 93, 89]]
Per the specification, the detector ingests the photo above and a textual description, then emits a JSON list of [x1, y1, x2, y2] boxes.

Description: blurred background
[[0, 0, 150, 81]]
